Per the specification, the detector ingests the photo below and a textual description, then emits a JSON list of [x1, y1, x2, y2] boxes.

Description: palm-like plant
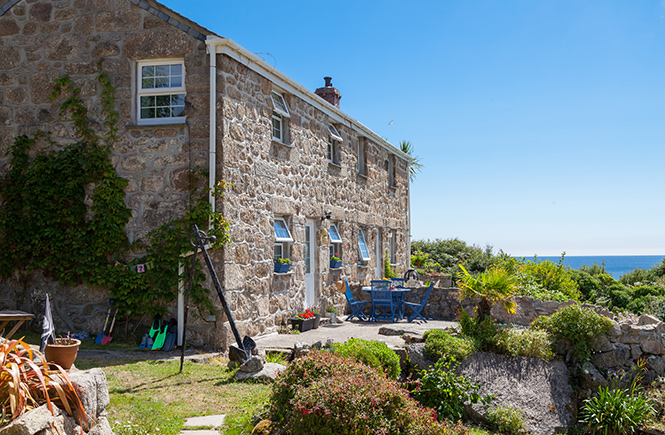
[[399, 140, 422, 182], [0, 338, 87, 429], [458, 265, 517, 322]]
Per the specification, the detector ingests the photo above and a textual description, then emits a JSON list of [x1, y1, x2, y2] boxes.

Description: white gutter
[[207, 42, 217, 217], [204, 36, 410, 163]]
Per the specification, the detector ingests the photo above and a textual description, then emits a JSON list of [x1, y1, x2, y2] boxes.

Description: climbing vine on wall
[[0, 72, 230, 318]]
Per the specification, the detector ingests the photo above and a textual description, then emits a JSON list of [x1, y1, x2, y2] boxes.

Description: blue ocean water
[[518, 256, 665, 279]]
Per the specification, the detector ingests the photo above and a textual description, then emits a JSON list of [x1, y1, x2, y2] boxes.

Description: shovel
[[95, 302, 113, 344], [101, 309, 118, 345]]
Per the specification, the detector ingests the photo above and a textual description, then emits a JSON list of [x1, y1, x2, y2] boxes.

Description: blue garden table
[[361, 287, 411, 322]]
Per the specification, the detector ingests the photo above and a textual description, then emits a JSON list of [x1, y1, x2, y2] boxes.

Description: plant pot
[[326, 312, 337, 323], [274, 262, 291, 273], [290, 317, 314, 332], [313, 314, 321, 329], [44, 339, 80, 370], [330, 260, 342, 269]]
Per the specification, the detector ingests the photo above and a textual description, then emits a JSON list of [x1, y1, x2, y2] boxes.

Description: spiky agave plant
[[0, 338, 87, 430]]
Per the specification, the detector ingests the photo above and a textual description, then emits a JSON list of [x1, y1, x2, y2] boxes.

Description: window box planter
[[290, 317, 314, 332], [330, 260, 342, 269], [274, 262, 291, 273], [290, 314, 321, 332]]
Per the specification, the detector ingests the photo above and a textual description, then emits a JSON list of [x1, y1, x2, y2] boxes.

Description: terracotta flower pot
[[44, 339, 80, 370]]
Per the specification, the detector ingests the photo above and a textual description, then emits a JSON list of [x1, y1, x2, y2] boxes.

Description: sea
[[518, 256, 665, 280]]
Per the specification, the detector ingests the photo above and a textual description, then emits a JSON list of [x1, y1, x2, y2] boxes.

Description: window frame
[[327, 124, 343, 164], [329, 223, 343, 260], [389, 230, 397, 265], [358, 228, 371, 262], [136, 59, 186, 126], [271, 91, 290, 144], [357, 137, 367, 175], [388, 155, 396, 187], [273, 217, 293, 260]]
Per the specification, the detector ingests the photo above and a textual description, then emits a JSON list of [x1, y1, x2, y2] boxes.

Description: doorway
[[305, 219, 317, 308]]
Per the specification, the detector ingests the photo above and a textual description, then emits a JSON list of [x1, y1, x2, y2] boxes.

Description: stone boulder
[[458, 352, 574, 435], [405, 342, 437, 371], [235, 363, 286, 382]]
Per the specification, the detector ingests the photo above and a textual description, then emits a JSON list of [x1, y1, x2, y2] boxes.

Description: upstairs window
[[358, 228, 370, 262], [273, 217, 293, 259], [329, 223, 342, 261], [328, 124, 342, 164], [137, 60, 186, 125], [271, 91, 290, 143], [387, 155, 396, 187], [357, 137, 367, 175]]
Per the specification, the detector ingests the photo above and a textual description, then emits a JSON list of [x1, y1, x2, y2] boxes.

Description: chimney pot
[[315, 76, 342, 108]]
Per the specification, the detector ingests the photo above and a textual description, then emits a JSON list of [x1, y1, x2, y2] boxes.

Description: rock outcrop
[[458, 352, 574, 435]]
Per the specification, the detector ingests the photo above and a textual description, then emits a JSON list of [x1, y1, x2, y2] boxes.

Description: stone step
[[178, 414, 225, 435]]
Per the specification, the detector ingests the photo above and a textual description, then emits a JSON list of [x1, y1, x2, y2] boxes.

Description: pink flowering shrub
[[269, 351, 465, 435]]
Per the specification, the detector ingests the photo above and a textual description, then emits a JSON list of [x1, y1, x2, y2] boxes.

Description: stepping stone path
[[179, 414, 225, 435]]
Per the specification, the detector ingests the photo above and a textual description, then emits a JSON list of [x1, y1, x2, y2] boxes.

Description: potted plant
[[274, 257, 291, 273], [330, 253, 342, 269], [311, 308, 321, 329], [44, 334, 81, 370], [325, 305, 338, 323], [290, 309, 316, 332]]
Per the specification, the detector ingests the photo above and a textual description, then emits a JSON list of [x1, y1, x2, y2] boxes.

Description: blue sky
[[167, 0, 665, 256]]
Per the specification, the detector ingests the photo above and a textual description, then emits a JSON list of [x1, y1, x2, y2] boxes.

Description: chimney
[[315, 76, 342, 108]]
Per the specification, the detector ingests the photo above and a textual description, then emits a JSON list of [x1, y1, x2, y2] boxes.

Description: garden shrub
[[409, 359, 493, 423], [269, 352, 455, 435], [581, 361, 655, 435], [458, 309, 499, 351], [423, 329, 476, 363], [332, 338, 401, 379], [530, 304, 613, 362], [486, 405, 526, 435], [491, 327, 553, 360]]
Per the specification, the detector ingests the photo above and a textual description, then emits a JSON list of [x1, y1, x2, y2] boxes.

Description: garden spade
[[95, 299, 114, 344], [101, 308, 118, 345]]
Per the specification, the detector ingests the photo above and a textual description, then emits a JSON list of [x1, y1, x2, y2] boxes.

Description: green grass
[[76, 357, 270, 435]]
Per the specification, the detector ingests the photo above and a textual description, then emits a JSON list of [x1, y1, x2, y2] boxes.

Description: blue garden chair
[[370, 280, 396, 322], [343, 279, 369, 321], [404, 282, 434, 323]]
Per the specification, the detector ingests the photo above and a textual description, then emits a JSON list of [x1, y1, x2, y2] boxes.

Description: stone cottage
[[0, 0, 411, 349]]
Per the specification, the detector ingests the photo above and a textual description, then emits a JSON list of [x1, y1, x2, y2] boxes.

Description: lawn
[[76, 356, 270, 435]]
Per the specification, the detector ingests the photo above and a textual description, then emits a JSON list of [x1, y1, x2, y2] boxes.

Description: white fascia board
[[205, 36, 410, 163]]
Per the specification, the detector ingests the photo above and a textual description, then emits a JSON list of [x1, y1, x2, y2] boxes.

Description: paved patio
[[254, 319, 458, 350]]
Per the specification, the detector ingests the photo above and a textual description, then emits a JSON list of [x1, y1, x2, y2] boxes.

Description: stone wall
[[216, 53, 410, 338], [0, 0, 411, 348], [0, 0, 216, 344]]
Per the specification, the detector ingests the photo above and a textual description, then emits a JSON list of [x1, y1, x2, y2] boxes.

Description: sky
[[165, 0, 665, 257]]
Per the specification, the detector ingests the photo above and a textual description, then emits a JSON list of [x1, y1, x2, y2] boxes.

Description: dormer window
[[328, 124, 342, 164], [271, 91, 290, 144]]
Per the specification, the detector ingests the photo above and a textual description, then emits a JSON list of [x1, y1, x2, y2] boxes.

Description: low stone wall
[[0, 367, 112, 435]]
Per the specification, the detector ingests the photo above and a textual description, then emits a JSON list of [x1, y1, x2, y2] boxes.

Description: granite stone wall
[[215, 54, 410, 337], [0, 0, 411, 348]]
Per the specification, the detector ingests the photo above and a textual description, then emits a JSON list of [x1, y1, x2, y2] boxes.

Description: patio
[[253, 318, 458, 351]]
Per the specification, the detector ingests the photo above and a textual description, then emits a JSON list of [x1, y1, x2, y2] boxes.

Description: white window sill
[[127, 121, 187, 129], [357, 172, 368, 179], [328, 161, 342, 169], [357, 263, 370, 268], [274, 271, 294, 276]]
